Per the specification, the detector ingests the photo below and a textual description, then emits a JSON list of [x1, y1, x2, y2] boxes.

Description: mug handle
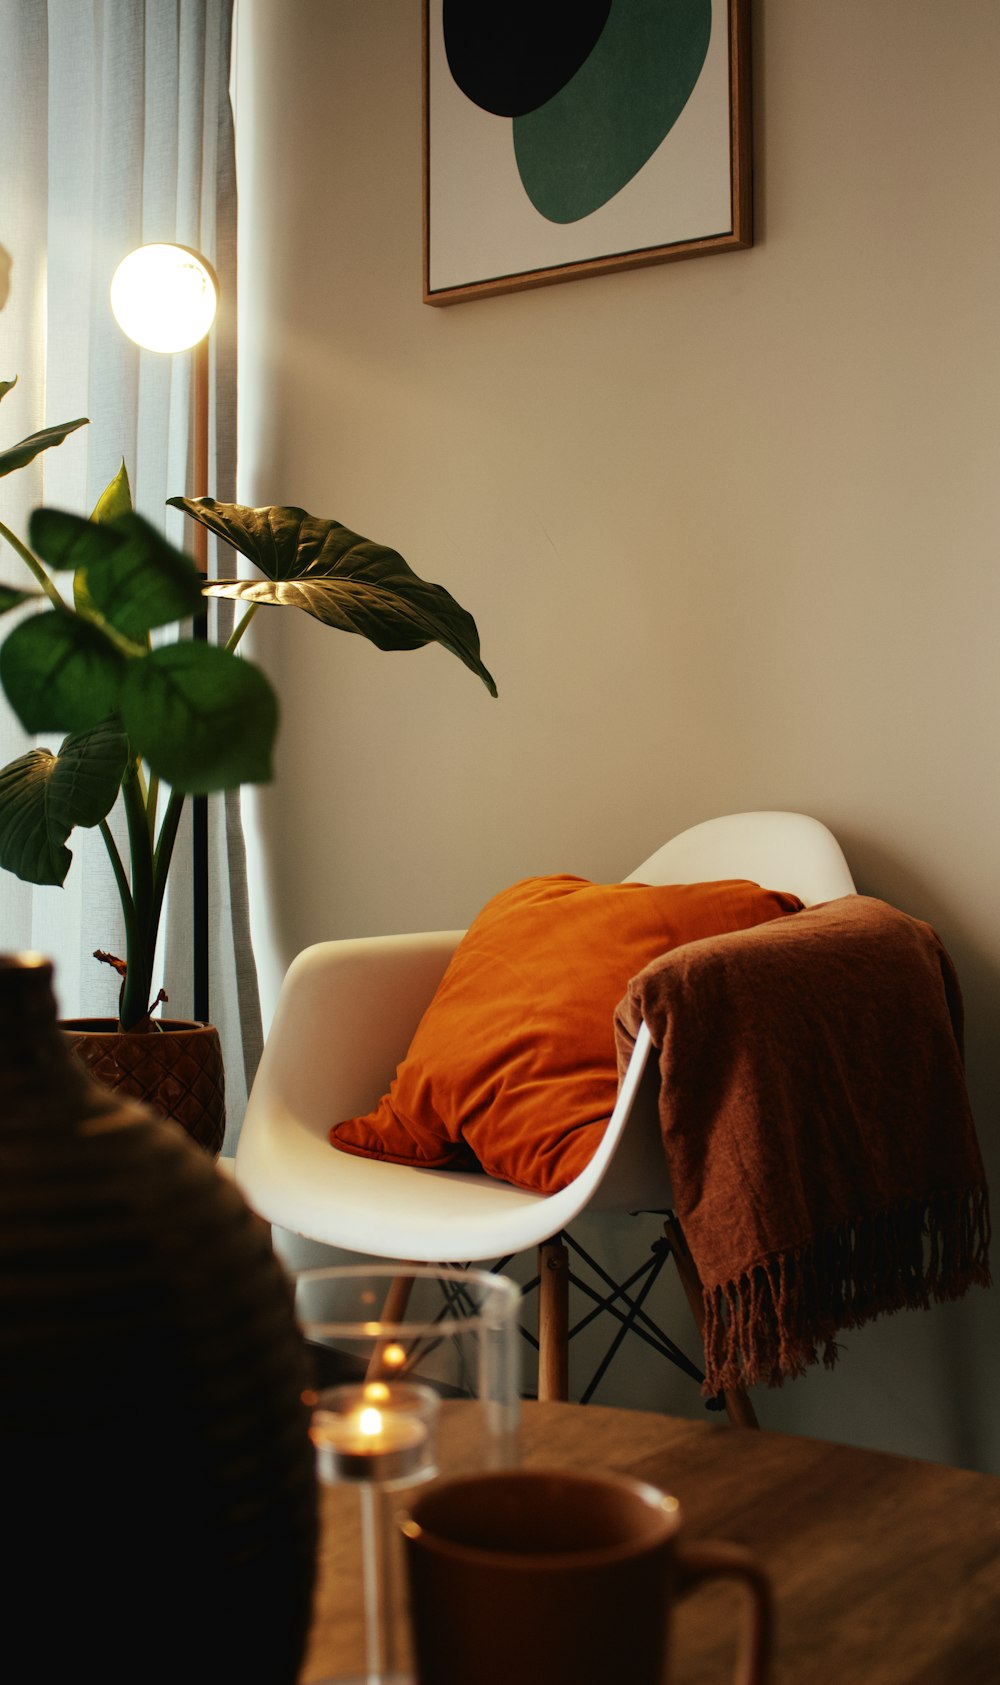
[[676, 1541, 774, 1685]]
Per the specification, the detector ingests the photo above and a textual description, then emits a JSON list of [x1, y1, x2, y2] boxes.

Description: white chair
[[236, 811, 856, 1421]]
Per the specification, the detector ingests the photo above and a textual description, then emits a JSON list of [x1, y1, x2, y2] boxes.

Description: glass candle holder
[[311, 1381, 440, 1487], [295, 1263, 520, 1685]]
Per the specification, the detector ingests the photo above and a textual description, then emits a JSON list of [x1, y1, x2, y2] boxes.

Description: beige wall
[[234, 1, 1000, 1472]]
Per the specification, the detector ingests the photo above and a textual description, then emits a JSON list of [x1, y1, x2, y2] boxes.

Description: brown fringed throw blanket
[[614, 895, 991, 1394]]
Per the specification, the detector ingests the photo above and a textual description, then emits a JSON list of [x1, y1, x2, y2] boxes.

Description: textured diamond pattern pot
[[1, 954, 318, 1685], [61, 1015, 226, 1156]]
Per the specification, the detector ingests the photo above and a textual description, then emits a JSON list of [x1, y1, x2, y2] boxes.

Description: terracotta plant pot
[[61, 1015, 226, 1157]]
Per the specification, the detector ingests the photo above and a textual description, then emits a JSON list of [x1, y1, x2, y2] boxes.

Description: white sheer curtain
[[0, 0, 262, 1147]]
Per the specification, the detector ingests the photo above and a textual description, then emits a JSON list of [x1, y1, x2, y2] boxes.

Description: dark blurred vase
[[0, 954, 317, 1685]]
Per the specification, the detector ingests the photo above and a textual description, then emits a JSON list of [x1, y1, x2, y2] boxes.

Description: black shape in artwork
[[442, 0, 612, 118]]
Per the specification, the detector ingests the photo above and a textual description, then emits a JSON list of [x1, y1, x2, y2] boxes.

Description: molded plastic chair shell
[[236, 812, 856, 1261]]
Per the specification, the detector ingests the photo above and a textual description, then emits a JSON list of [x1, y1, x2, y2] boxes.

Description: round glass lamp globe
[[110, 244, 218, 353]]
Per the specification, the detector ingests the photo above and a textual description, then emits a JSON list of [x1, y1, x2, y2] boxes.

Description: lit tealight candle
[[310, 1381, 438, 1486]]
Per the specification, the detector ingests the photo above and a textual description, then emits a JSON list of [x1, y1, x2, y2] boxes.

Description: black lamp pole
[[191, 330, 210, 1026]]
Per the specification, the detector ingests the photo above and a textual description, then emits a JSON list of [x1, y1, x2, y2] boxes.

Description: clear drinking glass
[[294, 1263, 520, 1685]]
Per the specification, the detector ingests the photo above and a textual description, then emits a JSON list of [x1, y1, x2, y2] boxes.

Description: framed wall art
[[423, 0, 752, 306]]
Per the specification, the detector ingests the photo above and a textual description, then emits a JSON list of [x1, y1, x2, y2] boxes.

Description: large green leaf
[[0, 721, 130, 886], [120, 641, 278, 793], [27, 507, 113, 573], [167, 497, 345, 580], [205, 571, 497, 693], [0, 415, 89, 479], [29, 507, 204, 639], [0, 609, 127, 733], [169, 497, 498, 696]]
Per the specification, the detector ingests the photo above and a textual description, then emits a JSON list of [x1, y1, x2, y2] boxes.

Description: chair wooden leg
[[365, 1269, 417, 1382], [662, 1214, 759, 1430], [537, 1238, 569, 1402]]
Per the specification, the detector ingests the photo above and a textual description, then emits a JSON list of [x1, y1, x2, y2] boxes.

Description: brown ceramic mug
[[401, 1466, 772, 1685]]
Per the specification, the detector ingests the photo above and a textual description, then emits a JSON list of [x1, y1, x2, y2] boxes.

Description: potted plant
[[0, 380, 496, 1149]]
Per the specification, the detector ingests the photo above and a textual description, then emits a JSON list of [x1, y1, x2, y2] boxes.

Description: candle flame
[[358, 1406, 383, 1438], [381, 1342, 406, 1370], [364, 1381, 391, 1404]]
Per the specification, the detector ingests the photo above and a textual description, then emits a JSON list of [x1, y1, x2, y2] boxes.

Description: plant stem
[[150, 787, 186, 987], [225, 602, 259, 653], [119, 760, 156, 1029], [98, 818, 138, 953], [0, 520, 67, 609], [146, 771, 160, 852]]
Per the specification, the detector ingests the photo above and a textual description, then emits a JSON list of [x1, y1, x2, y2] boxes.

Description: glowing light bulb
[[110, 244, 218, 353]]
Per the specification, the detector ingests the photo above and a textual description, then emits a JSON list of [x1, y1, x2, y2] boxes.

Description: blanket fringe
[[700, 1185, 992, 1394]]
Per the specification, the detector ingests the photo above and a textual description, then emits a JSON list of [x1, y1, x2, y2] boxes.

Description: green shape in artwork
[[513, 0, 712, 224]]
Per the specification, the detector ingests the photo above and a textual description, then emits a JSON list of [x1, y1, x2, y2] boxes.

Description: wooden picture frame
[[423, 0, 752, 307]]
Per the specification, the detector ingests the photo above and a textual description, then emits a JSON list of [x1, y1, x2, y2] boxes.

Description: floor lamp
[[110, 243, 219, 1026]]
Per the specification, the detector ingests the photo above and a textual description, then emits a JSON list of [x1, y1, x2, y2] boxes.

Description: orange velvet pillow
[[329, 876, 802, 1195]]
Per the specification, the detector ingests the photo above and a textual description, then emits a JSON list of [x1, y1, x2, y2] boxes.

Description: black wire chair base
[[305, 1240, 728, 1412], [494, 1228, 727, 1410]]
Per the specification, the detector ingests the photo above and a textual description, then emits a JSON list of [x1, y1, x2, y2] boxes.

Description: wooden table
[[301, 1401, 1000, 1684]]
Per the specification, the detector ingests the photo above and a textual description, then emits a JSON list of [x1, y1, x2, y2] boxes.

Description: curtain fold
[[0, 0, 261, 1148]]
